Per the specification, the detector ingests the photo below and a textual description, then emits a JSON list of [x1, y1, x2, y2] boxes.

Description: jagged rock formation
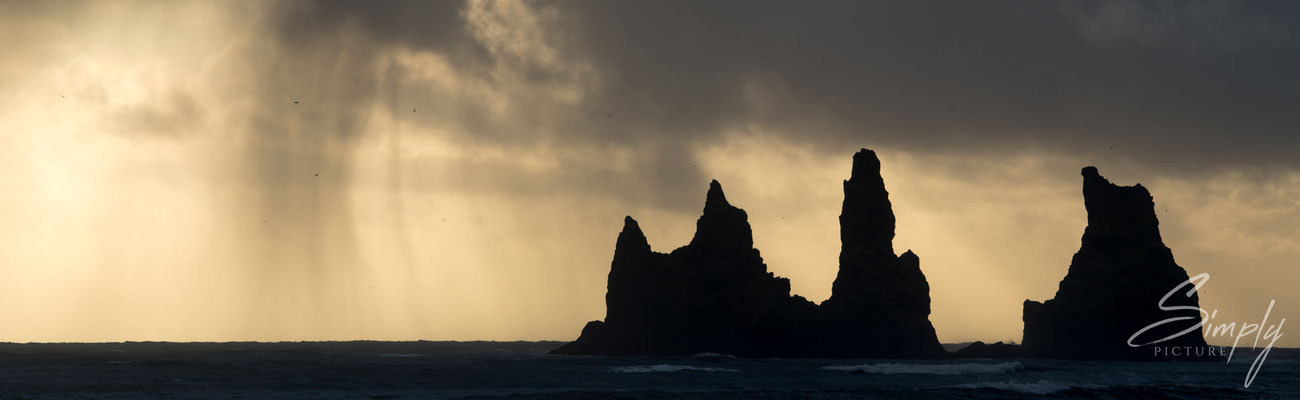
[[816, 149, 945, 358], [551, 181, 817, 357], [553, 149, 943, 358], [1022, 167, 1210, 360]]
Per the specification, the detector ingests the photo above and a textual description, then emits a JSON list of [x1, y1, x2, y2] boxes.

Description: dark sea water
[[1, 341, 1297, 399]]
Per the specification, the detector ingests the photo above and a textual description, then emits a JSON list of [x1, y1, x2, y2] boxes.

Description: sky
[[0, 0, 1296, 346]]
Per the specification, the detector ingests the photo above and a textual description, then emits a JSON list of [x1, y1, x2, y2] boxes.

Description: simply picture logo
[[1127, 273, 1286, 388]]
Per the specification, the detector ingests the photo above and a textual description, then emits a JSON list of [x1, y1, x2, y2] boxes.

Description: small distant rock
[[952, 341, 1021, 359]]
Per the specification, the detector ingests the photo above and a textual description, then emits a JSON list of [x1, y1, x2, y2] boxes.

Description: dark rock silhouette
[[551, 181, 816, 356], [816, 149, 945, 358], [1022, 167, 1211, 360], [952, 341, 1021, 359], [553, 149, 942, 358]]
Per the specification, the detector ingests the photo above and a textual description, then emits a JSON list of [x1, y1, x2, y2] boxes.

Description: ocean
[[1, 341, 1297, 399]]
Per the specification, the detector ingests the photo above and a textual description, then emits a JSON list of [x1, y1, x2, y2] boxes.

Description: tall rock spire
[[819, 149, 944, 358], [839, 149, 897, 265]]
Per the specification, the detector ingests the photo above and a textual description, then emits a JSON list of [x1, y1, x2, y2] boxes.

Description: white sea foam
[[821, 361, 1022, 375], [951, 379, 1103, 395], [611, 364, 739, 373]]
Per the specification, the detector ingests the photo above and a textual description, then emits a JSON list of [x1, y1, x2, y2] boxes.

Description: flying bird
[[294, 101, 300, 104], [313, 173, 319, 177]]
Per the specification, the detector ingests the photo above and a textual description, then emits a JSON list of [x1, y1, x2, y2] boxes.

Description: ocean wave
[[692, 352, 737, 359], [951, 379, 1103, 395], [378, 353, 423, 358], [822, 361, 1023, 375], [611, 364, 739, 373]]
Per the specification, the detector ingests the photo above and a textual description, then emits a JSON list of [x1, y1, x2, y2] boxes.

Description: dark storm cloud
[[279, 1, 1298, 170], [1064, 1, 1294, 50], [274, 0, 487, 66], [561, 1, 1300, 169], [259, 0, 1300, 212]]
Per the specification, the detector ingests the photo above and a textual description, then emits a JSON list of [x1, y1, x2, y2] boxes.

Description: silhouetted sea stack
[[553, 149, 943, 358], [551, 180, 817, 357], [1022, 167, 1211, 360], [816, 149, 944, 358]]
